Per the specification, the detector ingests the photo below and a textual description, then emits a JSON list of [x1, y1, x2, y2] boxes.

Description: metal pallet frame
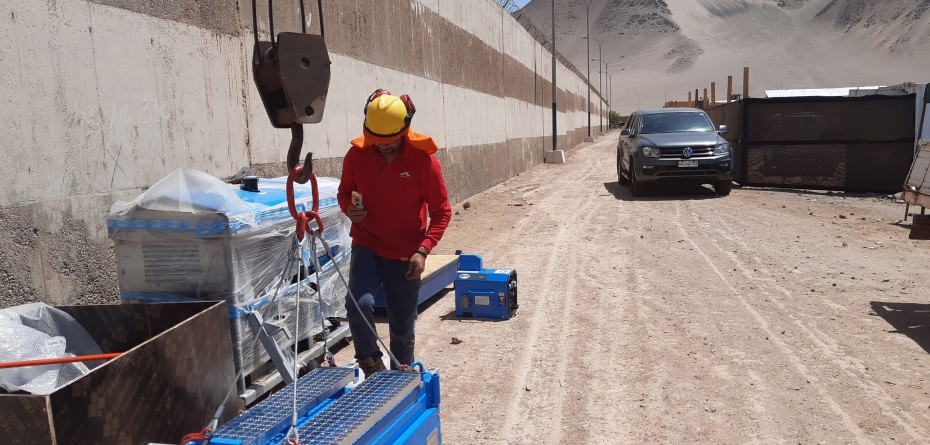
[[240, 323, 351, 406]]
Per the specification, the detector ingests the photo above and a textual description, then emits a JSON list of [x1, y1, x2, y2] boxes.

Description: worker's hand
[[346, 207, 367, 223], [406, 253, 426, 280]]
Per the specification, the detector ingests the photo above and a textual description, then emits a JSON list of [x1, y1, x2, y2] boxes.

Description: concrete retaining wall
[[0, 0, 606, 307]]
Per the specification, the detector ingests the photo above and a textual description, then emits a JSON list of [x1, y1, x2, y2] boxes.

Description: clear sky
[[514, 0, 531, 9]]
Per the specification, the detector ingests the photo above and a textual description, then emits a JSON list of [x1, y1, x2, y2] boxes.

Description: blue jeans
[[346, 246, 421, 368]]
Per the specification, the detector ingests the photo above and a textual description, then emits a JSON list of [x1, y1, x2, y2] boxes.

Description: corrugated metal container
[[708, 95, 916, 192]]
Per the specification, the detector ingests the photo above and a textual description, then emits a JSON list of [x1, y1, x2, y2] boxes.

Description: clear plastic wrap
[[107, 169, 351, 376], [0, 303, 103, 395], [109, 168, 257, 226]]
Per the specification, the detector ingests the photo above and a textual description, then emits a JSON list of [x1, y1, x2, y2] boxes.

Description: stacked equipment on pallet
[[107, 169, 351, 379]]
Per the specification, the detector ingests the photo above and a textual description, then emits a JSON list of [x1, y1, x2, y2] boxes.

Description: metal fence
[[707, 95, 916, 193]]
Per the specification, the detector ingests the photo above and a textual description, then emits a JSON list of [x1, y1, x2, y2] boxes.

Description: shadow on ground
[[870, 302, 930, 355], [603, 181, 721, 201], [373, 288, 453, 320], [335, 288, 455, 354], [438, 309, 510, 323], [738, 186, 896, 200]]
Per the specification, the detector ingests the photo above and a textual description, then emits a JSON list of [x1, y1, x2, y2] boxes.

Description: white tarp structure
[[764, 86, 884, 98], [904, 141, 930, 208], [903, 84, 930, 208]]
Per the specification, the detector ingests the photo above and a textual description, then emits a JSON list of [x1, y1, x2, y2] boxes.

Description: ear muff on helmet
[[398, 94, 416, 126], [363, 88, 417, 137], [363, 89, 390, 115]]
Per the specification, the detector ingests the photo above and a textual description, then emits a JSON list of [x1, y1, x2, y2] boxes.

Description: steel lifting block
[[252, 33, 331, 128]]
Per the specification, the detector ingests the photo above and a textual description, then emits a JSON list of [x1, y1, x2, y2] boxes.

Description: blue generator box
[[454, 254, 518, 320]]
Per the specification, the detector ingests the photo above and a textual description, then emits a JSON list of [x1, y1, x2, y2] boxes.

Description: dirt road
[[340, 133, 930, 444]]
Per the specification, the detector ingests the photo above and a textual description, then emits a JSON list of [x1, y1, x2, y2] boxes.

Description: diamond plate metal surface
[[286, 371, 421, 445], [213, 367, 354, 444]]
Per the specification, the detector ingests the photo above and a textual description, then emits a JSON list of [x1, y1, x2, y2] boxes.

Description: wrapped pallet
[[107, 169, 351, 378]]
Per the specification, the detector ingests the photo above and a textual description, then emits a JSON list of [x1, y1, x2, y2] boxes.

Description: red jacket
[[337, 140, 452, 260]]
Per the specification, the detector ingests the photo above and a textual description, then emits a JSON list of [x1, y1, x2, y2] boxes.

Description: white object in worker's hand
[[352, 191, 364, 209]]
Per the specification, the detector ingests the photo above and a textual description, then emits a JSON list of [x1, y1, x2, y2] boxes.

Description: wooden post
[[711, 82, 716, 107], [727, 76, 733, 103], [703, 88, 708, 108], [743, 66, 749, 99], [688, 91, 692, 103], [694, 89, 699, 107]]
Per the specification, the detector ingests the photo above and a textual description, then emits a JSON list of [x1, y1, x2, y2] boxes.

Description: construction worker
[[337, 89, 452, 377]]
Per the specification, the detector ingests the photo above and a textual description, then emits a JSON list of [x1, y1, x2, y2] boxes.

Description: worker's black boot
[[358, 356, 386, 377]]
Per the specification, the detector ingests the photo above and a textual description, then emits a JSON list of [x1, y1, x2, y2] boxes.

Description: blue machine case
[[453, 254, 518, 320]]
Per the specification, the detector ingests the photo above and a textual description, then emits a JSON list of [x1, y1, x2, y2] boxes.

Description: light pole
[[607, 69, 623, 127], [607, 72, 614, 127], [592, 55, 622, 132], [592, 58, 607, 133], [586, 36, 605, 135], [582, 0, 593, 141], [543, 0, 565, 164], [586, 35, 620, 135], [627, 87, 640, 110], [551, 0, 556, 153]]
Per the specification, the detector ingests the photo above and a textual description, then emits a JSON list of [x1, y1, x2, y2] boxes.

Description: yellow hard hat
[[363, 89, 415, 138]]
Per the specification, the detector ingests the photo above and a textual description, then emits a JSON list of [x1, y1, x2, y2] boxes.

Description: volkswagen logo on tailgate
[[682, 147, 693, 158]]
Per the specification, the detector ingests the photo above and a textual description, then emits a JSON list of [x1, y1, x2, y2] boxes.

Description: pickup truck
[[617, 108, 733, 196]]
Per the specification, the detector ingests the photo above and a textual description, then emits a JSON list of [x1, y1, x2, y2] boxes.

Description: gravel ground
[[336, 133, 930, 444]]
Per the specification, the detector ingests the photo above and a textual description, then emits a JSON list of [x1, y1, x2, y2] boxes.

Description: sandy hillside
[[518, 0, 930, 113]]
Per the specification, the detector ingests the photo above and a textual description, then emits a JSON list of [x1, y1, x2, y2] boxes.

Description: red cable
[[0, 353, 121, 369], [179, 428, 211, 445]]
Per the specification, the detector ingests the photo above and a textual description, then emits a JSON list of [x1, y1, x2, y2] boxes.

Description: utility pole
[[551, 0, 557, 153], [743, 66, 750, 99], [544, 0, 566, 164], [727, 75, 733, 103], [583, 0, 593, 141], [608, 69, 623, 127], [587, 36, 613, 137], [597, 44, 604, 134], [597, 60, 606, 133], [607, 72, 613, 123]]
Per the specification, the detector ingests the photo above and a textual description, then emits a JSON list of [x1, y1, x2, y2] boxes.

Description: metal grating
[[659, 146, 714, 158], [213, 367, 354, 445], [142, 241, 203, 283], [285, 371, 421, 445]]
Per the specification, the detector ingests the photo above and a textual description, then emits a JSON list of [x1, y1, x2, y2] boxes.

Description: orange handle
[[0, 353, 121, 369]]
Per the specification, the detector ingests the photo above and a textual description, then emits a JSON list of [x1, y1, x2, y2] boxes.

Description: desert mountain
[[518, 0, 930, 113]]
